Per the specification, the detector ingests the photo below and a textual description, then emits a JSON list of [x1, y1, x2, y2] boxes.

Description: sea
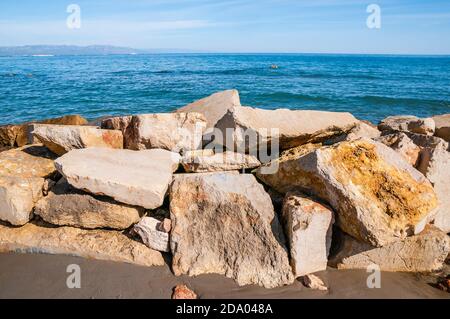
[[0, 53, 449, 126]]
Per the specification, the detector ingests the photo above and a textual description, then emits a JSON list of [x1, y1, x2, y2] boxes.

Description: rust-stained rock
[[256, 138, 438, 247], [172, 285, 198, 299], [32, 125, 123, 155]]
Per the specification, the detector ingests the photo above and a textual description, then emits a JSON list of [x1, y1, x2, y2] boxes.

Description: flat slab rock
[[102, 113, 207, 152], [32, 124, 123, 155], [282, 192, 334, 277], [214, 106, 358, 152], [330, 226, 450, 272], [0, 115, 88, 147], [175, 89, 241, 129], [181, 150, 260, 173], [55, 148, 180, 209], [0, 145, 57, 226], [170, 172, 294, 289], [419, 144, 450, 233], [256, 138, 438, 247], [0, 222, 164, 267], [35, 179, 144, 230]]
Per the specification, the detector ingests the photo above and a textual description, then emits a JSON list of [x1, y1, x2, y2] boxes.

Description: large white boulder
[[175, 90, 241, 129], [214, 106, 358, 152], [169, 172, 294, 288], [55, 148, 180, 209]]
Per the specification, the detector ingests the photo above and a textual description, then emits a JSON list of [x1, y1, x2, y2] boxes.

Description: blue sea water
[[0, 54, 449, 125]]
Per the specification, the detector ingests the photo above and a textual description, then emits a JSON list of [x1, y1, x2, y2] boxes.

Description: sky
[[0, 0, 449, 54]]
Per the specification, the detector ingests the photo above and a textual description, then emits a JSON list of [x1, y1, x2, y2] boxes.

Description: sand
[[0, 252, 448, 299]]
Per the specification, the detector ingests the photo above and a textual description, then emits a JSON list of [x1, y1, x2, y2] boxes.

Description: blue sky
[[1, 0, 449, 54]]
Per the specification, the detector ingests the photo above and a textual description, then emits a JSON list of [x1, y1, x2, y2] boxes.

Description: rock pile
[[0, 91, 449, 290]]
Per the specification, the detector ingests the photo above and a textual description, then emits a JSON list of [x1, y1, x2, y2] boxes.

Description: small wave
[[298, 72, 381, 80], [256, 92, 333, 103], [31, 54, 54, 57], [358, 95, 448, 106]]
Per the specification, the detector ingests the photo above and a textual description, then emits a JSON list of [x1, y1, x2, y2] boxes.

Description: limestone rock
[[170, 172, 294, 288], [32, 125, 123, 155], [175, 89, 241, 129], [214, 106, 357, 153], [0, 115, 88, 147], [433, 114, 450, 142], [375, 132, 421, 166], [301, 274, 328, 291], [282, 192, 334, 277], [34, 180, 143, 230], [378, 115, 435, 136], [181, 150, 260, 173], [405, 131, 449, 151], [346, 121, 381, 140], [38, 114, 88, 126], [0, 125, 25, 147], [102, 113, 207, 152], [418, 144, 450, 233], [256, 138, 438, 247], [0, 145, 56, 178], [0, 222, 164, 267], [172, 285, 198, 299], [0, 145, 57, 226], [331, 226, 450, 272], [0, 176, 44, 226], [133, 217, 170, 252], [55, 148, 180, 209]]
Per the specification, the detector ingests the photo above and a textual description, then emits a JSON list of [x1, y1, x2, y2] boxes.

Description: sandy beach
[[0, 252, 448, 299]]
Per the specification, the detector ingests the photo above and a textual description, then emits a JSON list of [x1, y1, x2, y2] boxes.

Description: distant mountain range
[[0, 45, 205, 56]]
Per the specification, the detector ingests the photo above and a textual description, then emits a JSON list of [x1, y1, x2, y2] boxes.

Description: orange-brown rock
[[0, 115, 88, 147], [256, 138, 438, 247], [0, 145, 57, 225], [172, 285, 198, 299]]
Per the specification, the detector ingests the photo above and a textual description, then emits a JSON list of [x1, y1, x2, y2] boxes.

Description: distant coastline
[[1, 45, 450, 57]]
